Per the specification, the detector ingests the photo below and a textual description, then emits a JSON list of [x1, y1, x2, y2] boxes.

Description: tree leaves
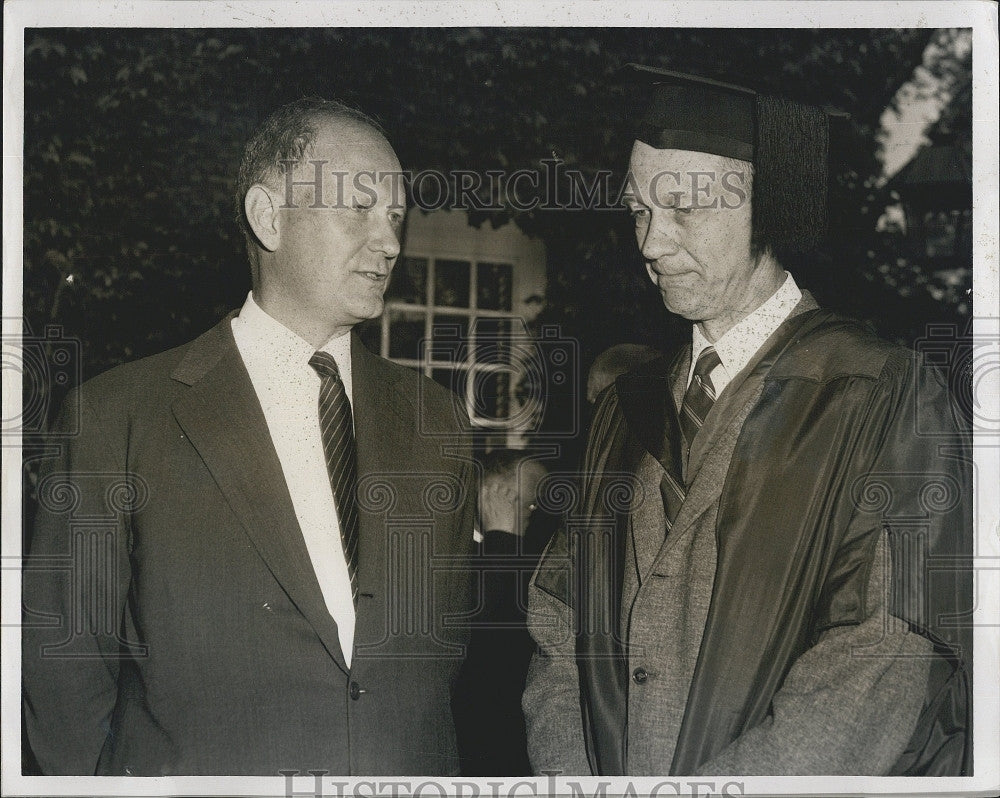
[[21, 28, 967, 398]]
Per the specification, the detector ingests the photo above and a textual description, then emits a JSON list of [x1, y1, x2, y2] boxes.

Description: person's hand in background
[[479, 475, 521, 536]]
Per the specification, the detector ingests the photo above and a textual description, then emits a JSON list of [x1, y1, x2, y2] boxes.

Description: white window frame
[[380, 253, 524, 430]]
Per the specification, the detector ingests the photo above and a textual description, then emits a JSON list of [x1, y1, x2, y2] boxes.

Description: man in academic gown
[[523, 66, 972, 776], [23, 99, 476, 775]]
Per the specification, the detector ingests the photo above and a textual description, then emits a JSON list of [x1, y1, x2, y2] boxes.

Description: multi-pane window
[[367, 255, 522, 430]]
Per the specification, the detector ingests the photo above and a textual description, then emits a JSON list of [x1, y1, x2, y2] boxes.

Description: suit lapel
[[687, 294, 822, 480], [629, 455, 671, 585], [671, 346, 690, 428], [658, 296, 824, 559], [348, 335, 413, 635], [170, 317, 350, 674], [654, 390, 764, 570], [618, 349, 688, 585]]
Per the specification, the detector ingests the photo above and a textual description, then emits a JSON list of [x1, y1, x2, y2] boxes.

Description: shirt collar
[[232, 292, 353, 396], [691, 271, 801, 383]]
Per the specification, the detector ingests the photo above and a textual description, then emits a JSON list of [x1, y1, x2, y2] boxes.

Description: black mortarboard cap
[[623, 63, 849, 258], [628, 65, 757, 161]]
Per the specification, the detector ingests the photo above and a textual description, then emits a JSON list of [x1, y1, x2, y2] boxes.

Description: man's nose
[[639, 214, 681, 262], [368, 215, 401, 259]]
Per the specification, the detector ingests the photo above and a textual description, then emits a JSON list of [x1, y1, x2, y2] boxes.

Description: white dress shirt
[[231, 292, 357, 666], [689, 271, 802, 394]]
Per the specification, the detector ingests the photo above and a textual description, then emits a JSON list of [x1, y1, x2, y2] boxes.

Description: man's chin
[[354, 298, 386, 322], [659, 294, 699, 320]]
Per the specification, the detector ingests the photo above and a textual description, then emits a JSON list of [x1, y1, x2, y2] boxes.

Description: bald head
[[235, 97, 390, 267], [239, 100, 405, 347]]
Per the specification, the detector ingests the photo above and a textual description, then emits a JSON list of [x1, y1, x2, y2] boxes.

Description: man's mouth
[[357, 271, 388, 282], [651, 266, 693, 279]]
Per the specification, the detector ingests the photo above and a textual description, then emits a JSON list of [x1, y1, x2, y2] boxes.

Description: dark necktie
[[309, 351, 360, 605], [660, 346, 722, 529]]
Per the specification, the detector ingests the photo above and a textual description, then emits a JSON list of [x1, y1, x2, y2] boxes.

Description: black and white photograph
[[3, 2, 997, 796]]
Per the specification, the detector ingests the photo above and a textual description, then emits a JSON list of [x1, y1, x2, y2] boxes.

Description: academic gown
[[524, 303, 972, 776]]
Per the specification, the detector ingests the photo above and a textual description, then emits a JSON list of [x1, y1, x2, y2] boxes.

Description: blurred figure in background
[[586, 343, 663, 404], [454, 450, 556, 776]]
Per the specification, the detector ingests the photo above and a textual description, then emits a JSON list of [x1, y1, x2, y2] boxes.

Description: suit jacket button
[[349, 681, 367, 700], [632, 667, 648, 684]]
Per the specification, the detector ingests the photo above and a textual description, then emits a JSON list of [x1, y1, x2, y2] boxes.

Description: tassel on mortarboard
[[752, 94, 829, 259]]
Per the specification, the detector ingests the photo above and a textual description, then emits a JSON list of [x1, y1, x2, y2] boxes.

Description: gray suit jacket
[[23, 314, 476, 775]]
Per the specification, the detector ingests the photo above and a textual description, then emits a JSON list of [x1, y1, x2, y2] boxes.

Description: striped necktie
[[309, 351, 360, 605], [680, 345, 722, 457], [660, 346, 722, 529]]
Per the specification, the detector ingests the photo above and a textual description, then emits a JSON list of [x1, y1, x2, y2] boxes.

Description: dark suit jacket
[[23, 314, 477, 776], [453, 514, 558, 776]]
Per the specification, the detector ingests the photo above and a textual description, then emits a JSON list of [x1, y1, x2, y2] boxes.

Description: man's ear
[[244, 184, 281, 253]]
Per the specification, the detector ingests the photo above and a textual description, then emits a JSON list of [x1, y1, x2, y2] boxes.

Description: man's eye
[[675, 206, 693, 215], [628, 207, 649, 219], [353, 200, 374, 212], [388, 210, 405, 226]]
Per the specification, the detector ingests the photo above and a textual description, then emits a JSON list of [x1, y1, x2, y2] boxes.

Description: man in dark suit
[[23, 98, 476, 776], [453, 449, 556, 775]]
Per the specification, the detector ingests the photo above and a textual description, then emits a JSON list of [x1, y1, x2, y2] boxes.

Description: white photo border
[[3, 2, 997, 796]]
